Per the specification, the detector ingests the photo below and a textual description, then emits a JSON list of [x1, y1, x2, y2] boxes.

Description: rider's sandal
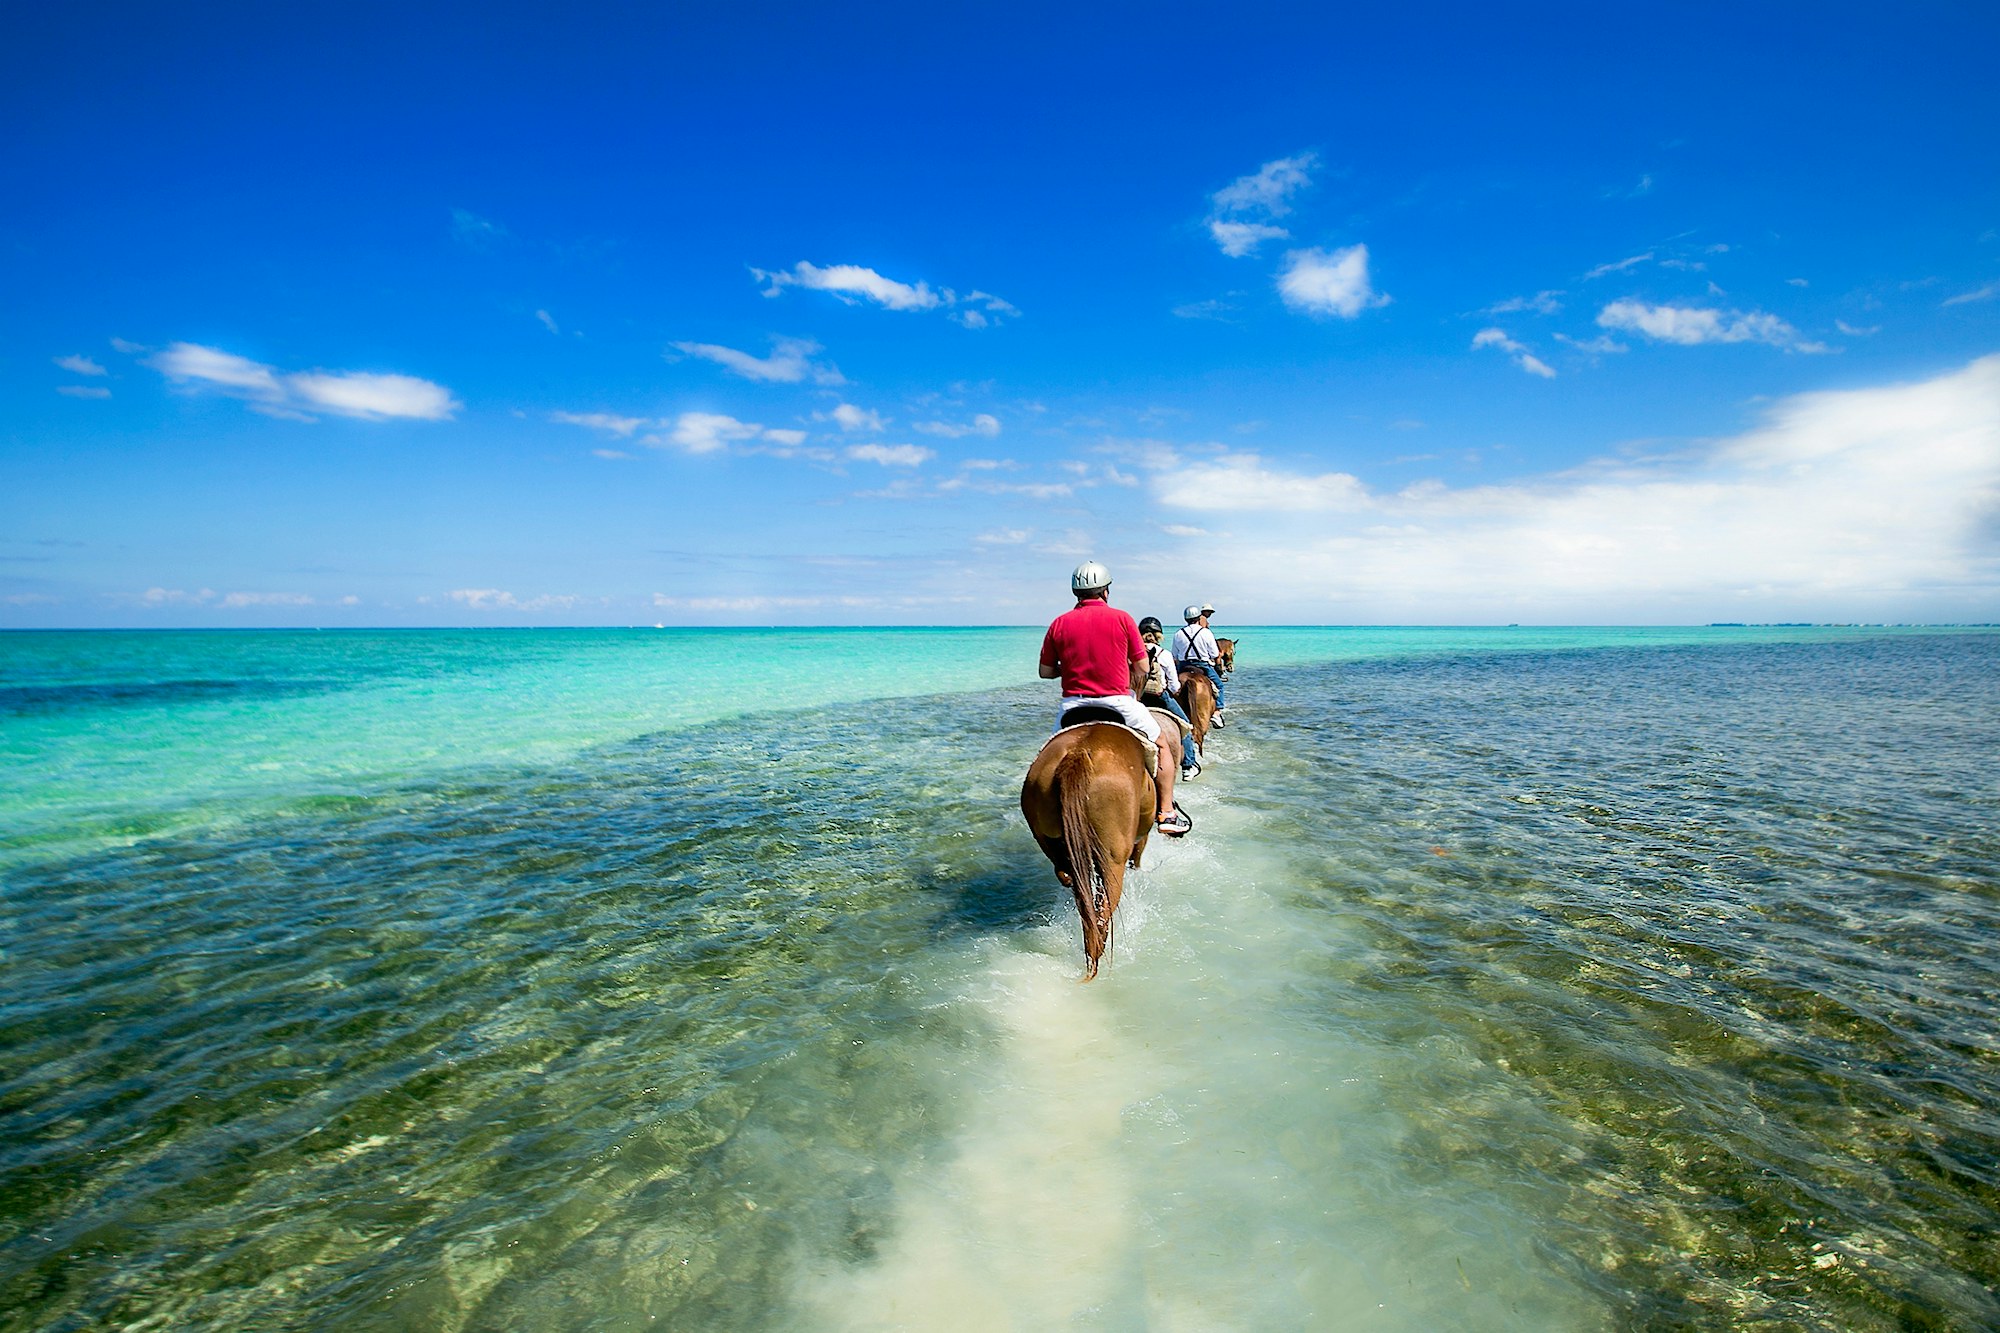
[[1157, 806, 1192, 837]]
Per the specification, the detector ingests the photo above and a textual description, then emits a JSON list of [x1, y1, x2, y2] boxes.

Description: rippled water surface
[[2, 628, 1995, 1330]]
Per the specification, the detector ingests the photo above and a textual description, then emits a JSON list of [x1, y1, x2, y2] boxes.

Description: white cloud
[[1162, 524, 1210, 537], [671, 335, 843, 385], [1173, 297, 1238, 320], [1211, 153, 1316, 219], [1598, 300, 1827, 352], [1208, 220, 1289, 258], [536, 309, 560, 334], [451, 209, 507, 248], [1836, 320, 1882, 337], [1154, 454, 1370, 511], [1486, 291, 1564, 316], [1555, 332, 1627, 356], [109, 337, 147, 355], [1472, 327, 1557, 378], [830, 403, 887, 433], [1277, 245, 1388, 318], [147, 342, 458, 420], [151, 343, 284, 398], [753, 264, 1018, 327], [950, 291, 1021, 330], [552, 410, 648, 437], [761, 428, 809, 447], [975, 528, 1032, 545], [1136, 354, 2000, 621], [287, 371, 460, 421], [1943, 281, 2000, 307], [847, 443, 935, 467], [220, 591, 315, 608], [652, 593, 877, 613], [1206, 153, 1316, 257], [753, 261, 942, 311], [449, 589, 580, 611], [593, 448, 633, 460], [913, 413, 1001, 439], [142, 587, 216, 605], [1584, 252, 1653, 279], [58, 385, 111, 399], [665, 412, 765, 455], [55, 354, 106, 375]]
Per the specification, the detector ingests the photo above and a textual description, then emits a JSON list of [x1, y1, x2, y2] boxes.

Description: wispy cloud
[[1136, 354, 2000, 621], [449, 588, 581, 611], [1153, 454, 1369, 511], [1943, 280, 2000, 307], [652, 593, 878, 613], [54, 354, 106, 375], [847, 443, 935, 467], [57, 385, 112, 399], [1205, 152, 1316, 257], [287, 371, 461, 421], [1208, 221, 1290, 259], [753, 261, 943, 311], [551, 410, 648, 437], [1485, 291, 1564, 316], [140, 587, 324, 609], [1555, 332, 1627, 356], [913, 413, 1000, 439], [950, 291, 1020, 330], [220, 591, 316, 608], [147, 342, 460, 421], [451, 208, 508, 250], [829, 403, 887, 433], [1277, 245, 1388, 318], [1583, 252, 1653, 280], [1597, 300, 1827, 352], [752, 262, 1020, 329], [1472, 328, 1557, 378], [670, 335, 844, 385], [666, 412, 770, 454], [535, 309, 560, 334], [1173, 296, 1239, 321]]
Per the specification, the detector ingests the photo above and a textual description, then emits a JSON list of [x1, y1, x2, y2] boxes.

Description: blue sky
[[5, 2, 1998, 626]]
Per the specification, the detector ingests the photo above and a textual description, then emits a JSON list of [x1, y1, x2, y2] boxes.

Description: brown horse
[[1215, 637, 1236, 674], [1020, 723, 1157, 980], [1177, 669, 1217, 754]]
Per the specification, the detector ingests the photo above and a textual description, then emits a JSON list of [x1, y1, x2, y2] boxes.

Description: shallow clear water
[[2, 628, 1995, 1329]]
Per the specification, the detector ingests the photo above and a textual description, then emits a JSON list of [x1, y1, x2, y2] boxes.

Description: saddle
[[1046, 706, 1161, 776]]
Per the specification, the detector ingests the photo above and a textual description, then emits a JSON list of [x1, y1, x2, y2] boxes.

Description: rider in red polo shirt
[[1039, 561, 1190, 836]]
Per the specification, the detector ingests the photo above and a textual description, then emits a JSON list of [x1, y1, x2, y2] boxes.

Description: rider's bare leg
[[1154, 726, 1177, 821]]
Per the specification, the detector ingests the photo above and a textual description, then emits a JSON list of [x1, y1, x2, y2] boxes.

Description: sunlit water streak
[[1, 628, 1995, 1329]]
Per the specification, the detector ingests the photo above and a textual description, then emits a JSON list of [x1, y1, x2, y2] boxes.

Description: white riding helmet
[[1071, 560, 1112, 592], [1183, 605, 1202, 622]]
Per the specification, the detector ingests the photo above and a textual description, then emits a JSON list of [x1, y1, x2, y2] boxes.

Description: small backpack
[[1140, 645, 1169, 698]]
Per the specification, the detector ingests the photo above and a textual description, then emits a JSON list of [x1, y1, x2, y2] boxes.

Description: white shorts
[[1057, 694, 1162, 743]]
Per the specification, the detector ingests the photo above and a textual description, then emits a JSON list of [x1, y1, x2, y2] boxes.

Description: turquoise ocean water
[[2, 626, 1996, 1328]]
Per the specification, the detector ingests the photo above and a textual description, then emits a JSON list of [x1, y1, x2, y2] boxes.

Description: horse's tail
[[1055, 745, 1112, 976]]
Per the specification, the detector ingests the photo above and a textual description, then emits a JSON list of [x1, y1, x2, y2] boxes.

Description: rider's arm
[[1039, 624, 1061, 679], [1039, 661, 1060, 679]]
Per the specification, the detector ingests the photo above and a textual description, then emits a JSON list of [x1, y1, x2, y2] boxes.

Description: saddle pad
[[1040, 718, 1159, 777]]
